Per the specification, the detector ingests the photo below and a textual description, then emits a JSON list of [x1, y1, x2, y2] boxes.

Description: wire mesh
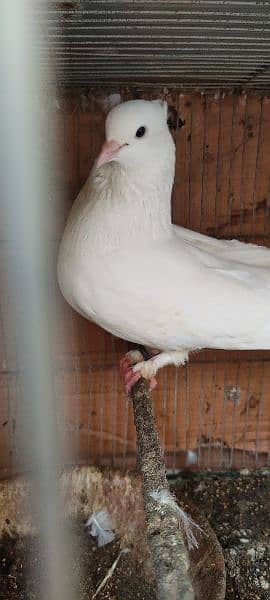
[[1, 2, 270, 484]]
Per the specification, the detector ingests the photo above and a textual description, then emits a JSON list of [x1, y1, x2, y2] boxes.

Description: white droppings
[[247, 548, 256, 561], [260, 577, 269, 590], [186, 450, 198, 465], [240, 468, 250, 476]]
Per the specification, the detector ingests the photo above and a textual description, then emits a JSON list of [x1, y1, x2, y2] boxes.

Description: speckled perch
[[130, 378, 195, 600]]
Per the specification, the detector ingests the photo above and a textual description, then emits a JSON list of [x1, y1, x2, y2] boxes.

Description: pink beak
[[96, 139, 126, 168]]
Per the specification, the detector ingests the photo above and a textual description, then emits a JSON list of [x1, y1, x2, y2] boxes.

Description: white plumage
[[57, 99, 270, 382]]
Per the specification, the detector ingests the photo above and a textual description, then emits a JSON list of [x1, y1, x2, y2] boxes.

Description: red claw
[[149, 377, 157, 391], [119, 353, 158, 395]]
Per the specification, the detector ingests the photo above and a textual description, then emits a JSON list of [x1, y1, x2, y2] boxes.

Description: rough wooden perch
[[130, 378, 195, 600]]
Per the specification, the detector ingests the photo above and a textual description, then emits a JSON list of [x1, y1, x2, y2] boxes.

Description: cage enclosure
[[0, 2, 270, 600]]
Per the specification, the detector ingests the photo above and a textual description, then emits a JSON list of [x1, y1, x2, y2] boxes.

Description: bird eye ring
[[135, 126, 146, 138]]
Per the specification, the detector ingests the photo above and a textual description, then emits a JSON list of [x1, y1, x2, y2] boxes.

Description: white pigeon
[[57, 99, 270, 392]]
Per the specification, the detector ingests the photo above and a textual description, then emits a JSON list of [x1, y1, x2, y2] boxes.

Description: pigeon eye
[[135, 126, 146, 138]]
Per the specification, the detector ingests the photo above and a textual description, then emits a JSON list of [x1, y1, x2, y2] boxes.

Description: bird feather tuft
[[150, 488, 203, 550], [85, 509, 115, 547]]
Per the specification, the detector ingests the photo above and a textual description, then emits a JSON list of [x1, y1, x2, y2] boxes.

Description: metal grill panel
[[40, 1, 270, 89]]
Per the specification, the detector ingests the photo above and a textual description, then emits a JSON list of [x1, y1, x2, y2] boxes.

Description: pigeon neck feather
[[87, 157, 174, 255]]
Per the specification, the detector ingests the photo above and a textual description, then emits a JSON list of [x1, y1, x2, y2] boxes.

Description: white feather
[[86, 510, 115, 547], [150, 488, 203, 550]]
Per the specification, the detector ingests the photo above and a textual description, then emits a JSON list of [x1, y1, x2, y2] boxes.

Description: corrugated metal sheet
[[41, 0, 270, 89]]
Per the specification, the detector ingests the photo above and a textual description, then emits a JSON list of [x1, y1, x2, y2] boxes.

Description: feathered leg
[[120, 349, 189, 394]]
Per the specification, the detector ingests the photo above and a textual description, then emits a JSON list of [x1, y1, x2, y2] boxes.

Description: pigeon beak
[[96, 139, 127, 168]]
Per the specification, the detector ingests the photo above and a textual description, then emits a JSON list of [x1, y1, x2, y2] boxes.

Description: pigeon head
[[96, 99, 175, 170]]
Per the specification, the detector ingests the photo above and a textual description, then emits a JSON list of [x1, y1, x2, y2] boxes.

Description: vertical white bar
[[0, 2, 76, 599]]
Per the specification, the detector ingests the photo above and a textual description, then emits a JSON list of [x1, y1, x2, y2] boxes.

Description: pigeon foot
[[119, 350, 157, 394], [120, 349, 189, 395]]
